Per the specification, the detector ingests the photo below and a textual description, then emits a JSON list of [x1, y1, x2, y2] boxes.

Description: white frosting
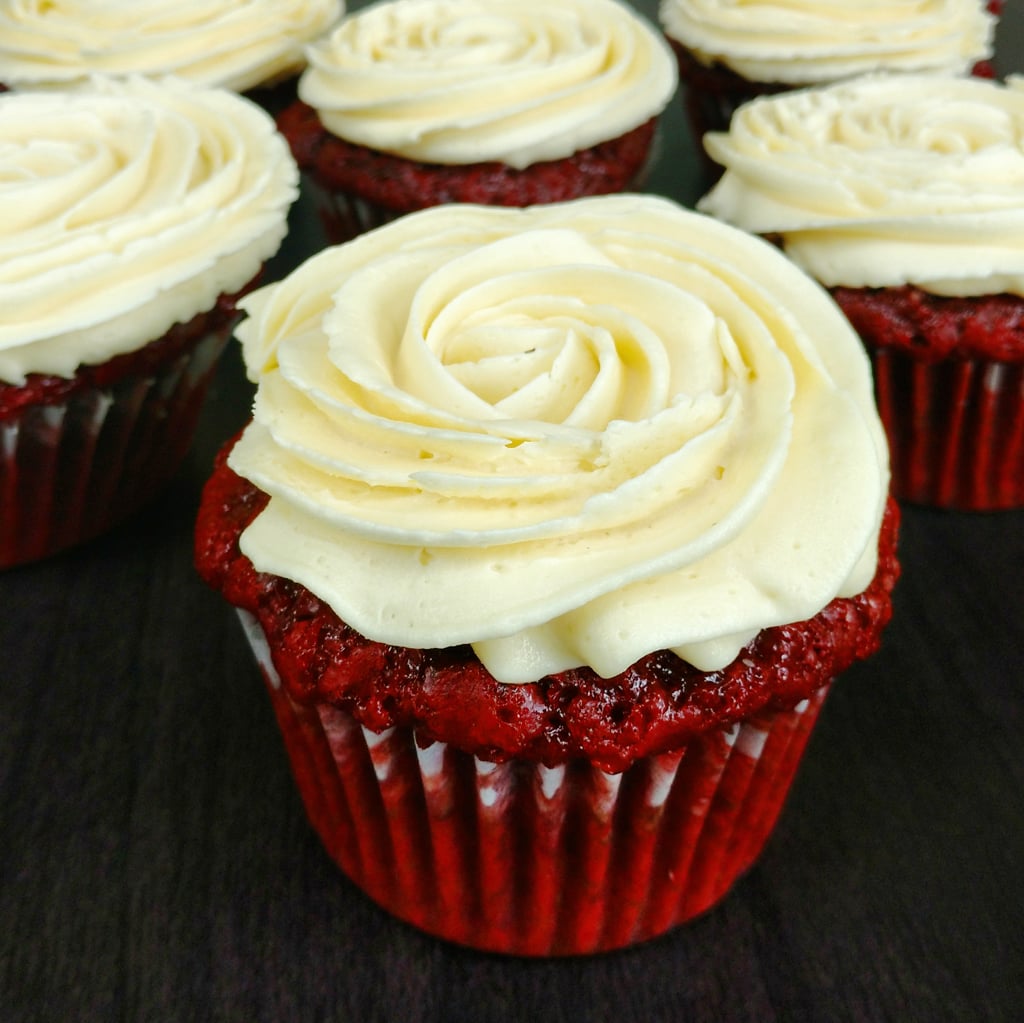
[[0, 77, 299, 384], [0, 0, 343, 92], [699, 75, 1024, 296], [297, 0, 677, 168], [229, 195, 889, 684], [659, 0, 995, 84]]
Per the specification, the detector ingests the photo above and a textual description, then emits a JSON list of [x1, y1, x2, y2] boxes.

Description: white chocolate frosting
[[229, 195, 889, 684], [699, 75, 1024, 296], [0, 77, 299, 384], [0, 0, 344, 92], [297, 0, 677, 168], [659, 0, 995, 85]]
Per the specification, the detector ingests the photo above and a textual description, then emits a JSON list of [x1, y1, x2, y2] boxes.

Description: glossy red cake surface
[[275, 101, 657, 213], [196, 439, 900, 773], [831, 285, 1024, 363]]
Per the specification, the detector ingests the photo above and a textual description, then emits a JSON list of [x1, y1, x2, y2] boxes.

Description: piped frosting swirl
[[659, 0, 994, 84], [699, 74, 1024, 295], [0, 76, 299, 383], [230, 195, 889, 684], [298, 0, 677, 168]]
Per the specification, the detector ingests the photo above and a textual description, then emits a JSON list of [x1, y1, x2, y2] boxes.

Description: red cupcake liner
[[238, 609, 830, 956], [871, 346, 1024, 510], [0, 313, 232, 568]]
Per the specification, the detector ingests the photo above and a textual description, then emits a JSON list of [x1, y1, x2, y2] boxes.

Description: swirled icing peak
[[699, 74, 1024, 296], [0, 0, 344, 91], [297, 0, 677, 168], [229, 195, 889, 684], [0, 76, 299, 383], [659, 0, 994, 84]]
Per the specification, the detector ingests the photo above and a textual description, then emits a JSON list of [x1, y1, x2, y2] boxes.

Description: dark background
[[2, 2, 1022, 1020]]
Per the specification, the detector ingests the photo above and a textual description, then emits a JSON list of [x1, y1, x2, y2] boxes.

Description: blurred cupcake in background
[[0, 0, 344, 110], [659, 0, 999, 173], [0, 77, 298, 567], [699, 72, 1024, 510], [276, 0, 678, 242]]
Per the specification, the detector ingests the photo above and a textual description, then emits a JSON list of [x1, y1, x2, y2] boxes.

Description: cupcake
[[0, 77, 298, 568], [658, 0, 998, 166], [195, 194, 899, 955], [0, 0, 344, 110], [699, 73, 1024, 510], [275, 0, 678, 242]]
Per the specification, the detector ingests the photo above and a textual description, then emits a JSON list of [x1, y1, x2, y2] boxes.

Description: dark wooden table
[[2, 3, 1022, 1020]]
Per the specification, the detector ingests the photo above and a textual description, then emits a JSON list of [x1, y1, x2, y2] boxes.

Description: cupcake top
[[659, 0, 995, 85], [0, 0, 344, 92], [297, 0, 678, 168], [698, 74, 1024, 297], [228, 194, 889, 685], [0, 77, 299, 385]]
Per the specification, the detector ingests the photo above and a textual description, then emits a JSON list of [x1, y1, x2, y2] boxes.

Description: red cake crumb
[[0, 292, 243, 421], [275, 101, 657, 212], [196, 439, 899, 773], [831, 286, 1024, 363]]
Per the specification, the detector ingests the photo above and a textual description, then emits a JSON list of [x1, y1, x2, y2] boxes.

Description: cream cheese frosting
[[0, 76, 299, 384], [698, 74, 1024, 296], [229, 195, 889, 684], [297, 0, 678, 168], [659, 0, 995, 85], [0, 0, 344, 92]]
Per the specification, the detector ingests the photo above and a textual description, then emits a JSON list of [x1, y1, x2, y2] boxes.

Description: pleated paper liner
[[0, 311, 232, 568], [239, 609, 829, 956], [871, 346, 1024, 511]]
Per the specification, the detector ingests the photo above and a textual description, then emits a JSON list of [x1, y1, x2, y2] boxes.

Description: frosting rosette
[[659, 0, 994, 84], [0, 76, 299, 384], [0, 0, 343, 92], [297, 0, 677, 168], [699, 75, 1024, 296], [229, 195, 889, 684]]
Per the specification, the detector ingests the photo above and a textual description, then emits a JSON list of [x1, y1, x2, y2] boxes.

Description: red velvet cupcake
[[659, 0, 999, 177], [195, 195, 897, 955], [699, 73, 1024, 510], [0, 77, 297, 567], [277, 0, 678, 242], [830, 287, 1023, 510]]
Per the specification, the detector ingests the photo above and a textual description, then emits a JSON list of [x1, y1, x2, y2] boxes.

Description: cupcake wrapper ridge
[[872, 347, 1024, 510], [239, 609, 829, 956], [0, 324, 229, 568]]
